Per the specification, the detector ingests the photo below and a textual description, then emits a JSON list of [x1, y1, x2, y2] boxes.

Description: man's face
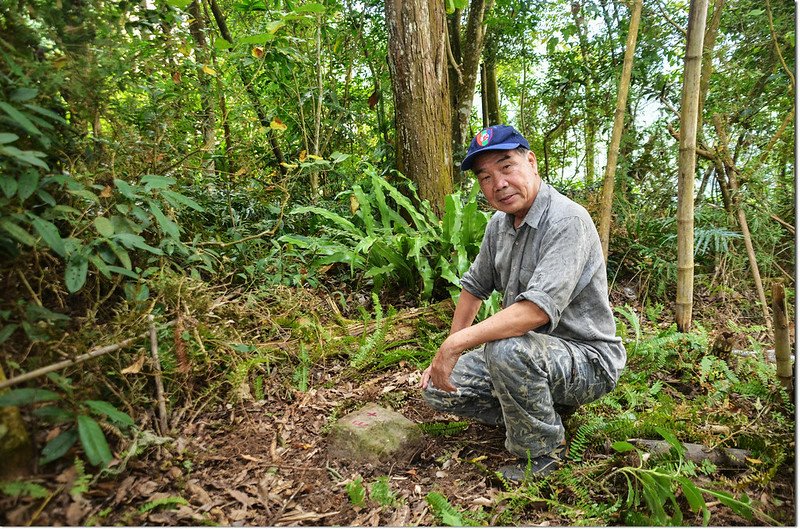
[[472, 149, 541, 225]]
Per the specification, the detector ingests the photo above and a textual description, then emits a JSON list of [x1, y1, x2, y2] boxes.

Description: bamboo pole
[[771, 281, 793, 391], [675, 0, 709, 332], [597, 0, 643, 261]]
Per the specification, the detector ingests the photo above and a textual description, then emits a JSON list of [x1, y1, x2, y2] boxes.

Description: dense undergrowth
[[0, 29, 795, 524]]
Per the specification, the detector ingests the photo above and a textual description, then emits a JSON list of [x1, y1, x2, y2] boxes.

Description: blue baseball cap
[[460, 125, 530, 171]]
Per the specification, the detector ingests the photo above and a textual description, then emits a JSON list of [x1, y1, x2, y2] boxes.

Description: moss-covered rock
[[328, 403, 422, 465]]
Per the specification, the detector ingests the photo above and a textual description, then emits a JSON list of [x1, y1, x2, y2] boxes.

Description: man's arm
[[421, 290, 550, 392]]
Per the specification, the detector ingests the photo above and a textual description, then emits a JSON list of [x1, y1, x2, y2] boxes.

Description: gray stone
[[327, 403, 423, 465]]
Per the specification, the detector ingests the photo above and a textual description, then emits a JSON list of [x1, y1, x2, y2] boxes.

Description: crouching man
[[421, 125, 626, 481]]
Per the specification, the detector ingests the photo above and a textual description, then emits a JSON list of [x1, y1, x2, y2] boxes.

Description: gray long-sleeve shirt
[[460, 182, 626, 383]]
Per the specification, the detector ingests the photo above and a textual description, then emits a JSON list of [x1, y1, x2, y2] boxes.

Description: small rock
[[328, 403, 423, 465]]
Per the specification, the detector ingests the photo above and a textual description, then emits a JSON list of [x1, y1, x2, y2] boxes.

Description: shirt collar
[[503, 181, 551, 231]]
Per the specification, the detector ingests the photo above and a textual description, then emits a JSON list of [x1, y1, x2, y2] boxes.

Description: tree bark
[[483, 28, 501, 125], [675, 0, 709, 332], [188, 0, 217, 177], [597, 0, 642, 261], [385, 0, 454, 216], [0, 363, 34, 480], [448, 0, 495, 159]]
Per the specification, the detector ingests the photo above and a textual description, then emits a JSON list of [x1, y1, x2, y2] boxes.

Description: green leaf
[[148, 200, 180, 239], [140, 174, 176, 191], [107, 265, 139, 279], [160, 190, 204, 211], [240, 33, 274, 45], [0, 175, 17, 198], [710, 490, 753, 520], [112, 233, 163, 255], [30, 216, 66, 257], [77, 415, 113, 467], [677, 477, 708, 522], [213, 36, 232, 49], [296, 3, 325, 13], [113, 178, 137, 200], [84, 400, 135, 428], [0, 480, 50, 498], [17, 169, 39, 201], [89, 254, 111, 279], [39, 427, 78, 465], [10, 87, 38, 102], [0, 388, 61, 406], [32, 405, 74, 424], [166, 0, 192, 8], [611, 440, 637, 452], [0, 218, 35, 246], [67, 188, 99, 203], [289, 206, 363, 238], [94, 217, 115, 238], [0, 101, 41, 136], [0, 132, 19, 144], [0, 145, 49, 169], [0, 323, 18, 344], [25, 303, 70, 322], [655, 426, 686, 456], [65, 253, 89, 293], [23, 104, 67, 124]]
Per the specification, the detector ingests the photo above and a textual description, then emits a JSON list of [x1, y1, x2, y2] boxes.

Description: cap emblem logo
[[476, 128, 493, 147]]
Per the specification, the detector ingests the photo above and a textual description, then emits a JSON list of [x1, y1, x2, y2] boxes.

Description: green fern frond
[[419, 421, 470, 437], [138, 495, 189, 513]]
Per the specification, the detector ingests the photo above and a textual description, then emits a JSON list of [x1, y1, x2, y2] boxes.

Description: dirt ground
[[3, 357, 793, 526]]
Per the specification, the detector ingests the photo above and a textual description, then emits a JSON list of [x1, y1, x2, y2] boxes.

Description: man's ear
[[527, 150, 538, 171]]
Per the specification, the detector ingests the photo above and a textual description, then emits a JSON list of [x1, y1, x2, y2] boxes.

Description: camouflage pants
[[422, 333, 614, 459]]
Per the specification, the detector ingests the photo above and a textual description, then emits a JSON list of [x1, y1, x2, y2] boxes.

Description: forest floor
[[6, 363, 794, 527], [0, 284, 796, 526]]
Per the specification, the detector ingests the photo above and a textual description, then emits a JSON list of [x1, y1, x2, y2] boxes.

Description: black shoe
[[497, 445, 566, 482]]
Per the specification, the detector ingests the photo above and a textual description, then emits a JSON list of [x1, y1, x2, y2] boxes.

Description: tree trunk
[[189, 0, 217, 177], [480, 63, 489, 128], [483, 28, 501, 125], [448, 0, 495, 159], [385, 0, 454, 217], [0, 363, 34, 480], [597, 0, 643, 261], [675, 0, 709, 332]]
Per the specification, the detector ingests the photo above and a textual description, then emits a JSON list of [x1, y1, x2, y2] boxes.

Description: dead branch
[[629, 438, 750, 467], [149, 314, 170, 435], [0, 321, 177, 391]]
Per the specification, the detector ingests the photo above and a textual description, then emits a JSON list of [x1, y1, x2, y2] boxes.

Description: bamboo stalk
[[675, 0, 709, 332], [148, 315, 169, 436], [771, 281, 793, 391], [598, 0, 643, 260]]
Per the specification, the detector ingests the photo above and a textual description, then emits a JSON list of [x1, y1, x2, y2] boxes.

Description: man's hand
[[420, 337, 461, 392]]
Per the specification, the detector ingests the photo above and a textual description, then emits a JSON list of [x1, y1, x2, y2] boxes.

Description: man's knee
[[484, 335, 548, 376]]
